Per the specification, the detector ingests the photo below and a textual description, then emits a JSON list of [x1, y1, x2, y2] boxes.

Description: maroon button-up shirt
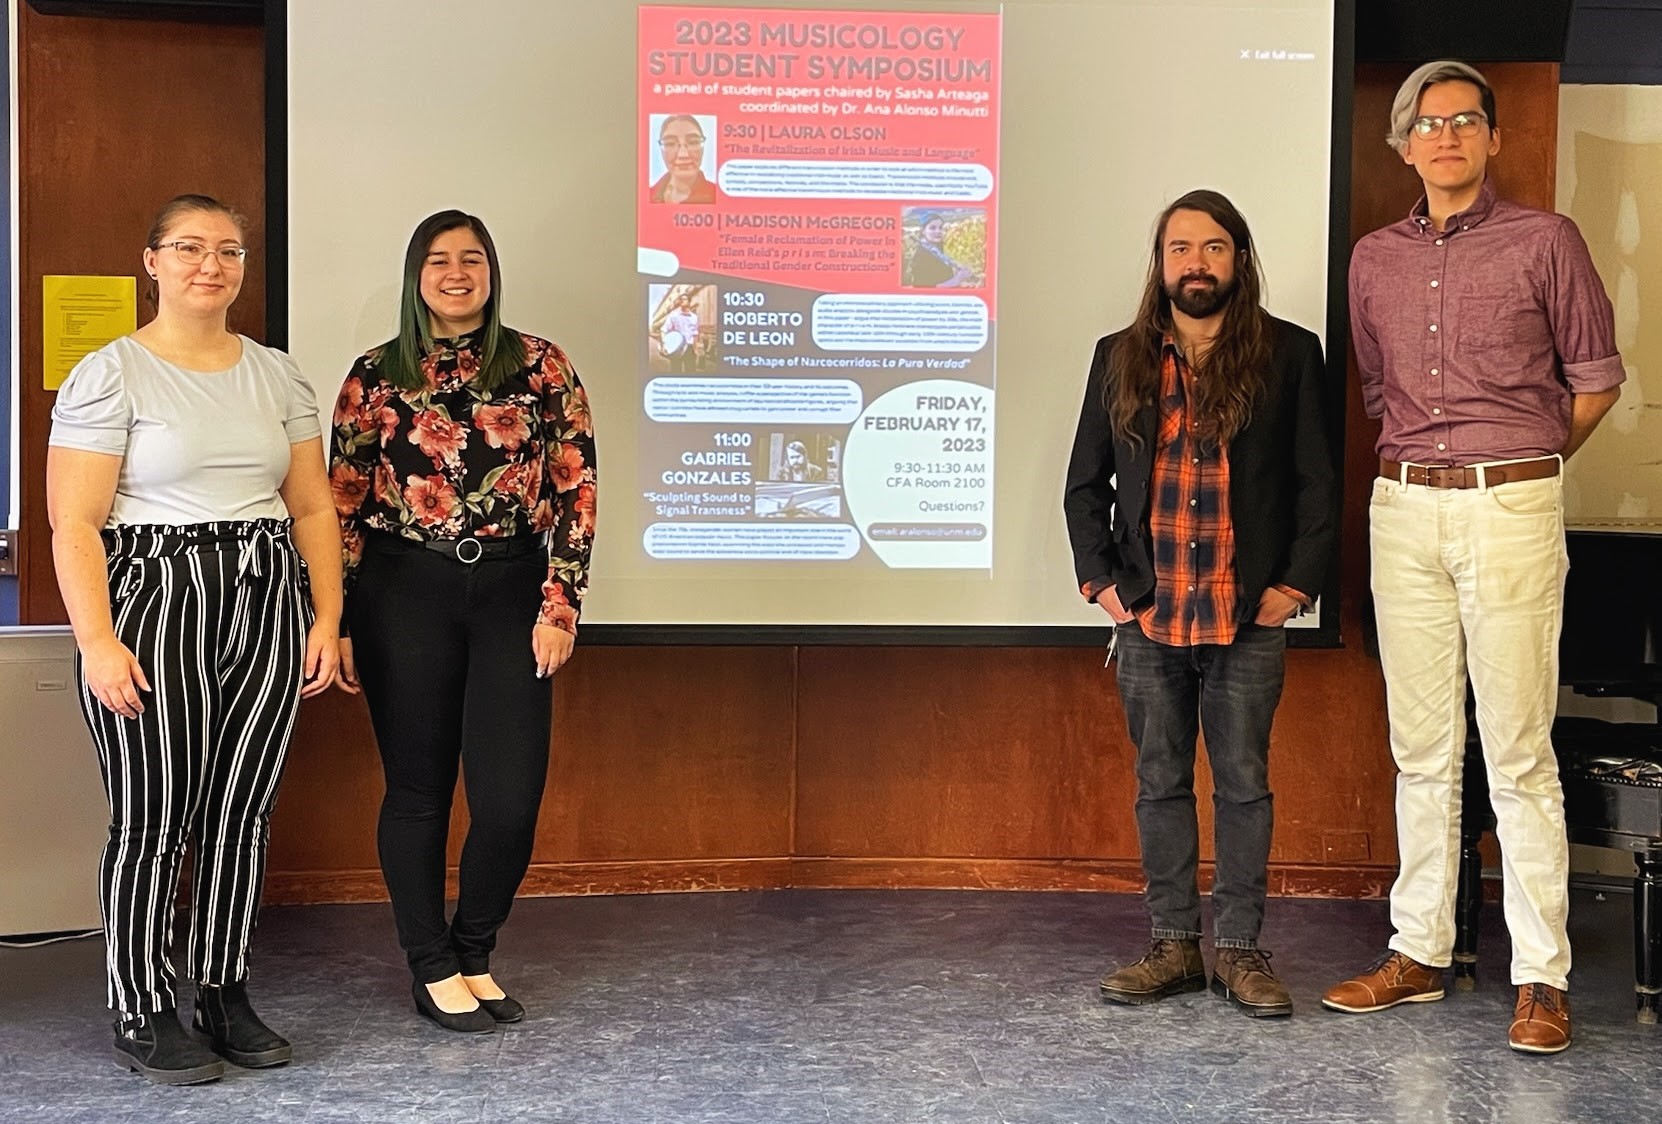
[[1349, 179, 1625, 464]]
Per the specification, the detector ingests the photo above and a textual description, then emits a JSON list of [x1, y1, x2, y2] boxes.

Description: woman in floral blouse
[[330, 209, 596, 1033]]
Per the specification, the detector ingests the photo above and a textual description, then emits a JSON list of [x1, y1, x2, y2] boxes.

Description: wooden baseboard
[[262, 857, 1402, 906], [788, 857, 1149, 893], [519, 858, 796, 898]]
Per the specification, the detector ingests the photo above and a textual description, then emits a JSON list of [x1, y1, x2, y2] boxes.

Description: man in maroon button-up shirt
[[1323, 60, 1624, 1056]]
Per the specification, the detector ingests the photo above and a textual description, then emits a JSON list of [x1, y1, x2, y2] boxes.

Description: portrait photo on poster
[[902, 207, 986, 290], [756, 431, 844, 519], [648, 283, 719, 373], [649, 112, 718, 204]]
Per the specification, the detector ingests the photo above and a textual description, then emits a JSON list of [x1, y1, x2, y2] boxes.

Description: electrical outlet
[[0, 529, 16, 576]]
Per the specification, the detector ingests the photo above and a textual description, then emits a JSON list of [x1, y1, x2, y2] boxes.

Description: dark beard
[[1165, 273, 1234, 319]]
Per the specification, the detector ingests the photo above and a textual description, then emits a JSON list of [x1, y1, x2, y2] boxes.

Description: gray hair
[[1387, 60, 1496, 154]]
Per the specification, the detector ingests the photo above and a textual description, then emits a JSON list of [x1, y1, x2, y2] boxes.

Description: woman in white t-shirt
[[45, 195, 342, 1086]]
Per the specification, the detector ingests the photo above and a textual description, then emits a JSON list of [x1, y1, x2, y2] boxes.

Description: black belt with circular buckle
[[419, 535, 540, 565]]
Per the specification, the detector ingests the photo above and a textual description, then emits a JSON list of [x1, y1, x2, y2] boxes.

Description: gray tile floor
[[2, 888, 1658, 1123]]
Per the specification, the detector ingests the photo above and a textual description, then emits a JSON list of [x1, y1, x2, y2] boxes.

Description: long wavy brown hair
[[1104, 190, 1271, 448]]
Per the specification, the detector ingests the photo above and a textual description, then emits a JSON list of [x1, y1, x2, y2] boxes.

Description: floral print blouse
[[329, 330, 596, 633]]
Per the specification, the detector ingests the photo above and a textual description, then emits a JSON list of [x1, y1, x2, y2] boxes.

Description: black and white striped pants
[[77, 519, 312, 1016]]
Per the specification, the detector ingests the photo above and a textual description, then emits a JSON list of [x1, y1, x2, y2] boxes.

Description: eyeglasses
[[154, 241, 248, 267], [1410, 112, 1489, 140], [658, 136, 705, 151]]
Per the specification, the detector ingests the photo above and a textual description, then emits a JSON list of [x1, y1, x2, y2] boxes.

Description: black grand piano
[[1455, 521, 1662, 1022]]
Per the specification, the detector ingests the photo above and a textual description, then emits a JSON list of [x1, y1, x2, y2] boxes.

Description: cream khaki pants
[[1369, 469, 1571, 990]]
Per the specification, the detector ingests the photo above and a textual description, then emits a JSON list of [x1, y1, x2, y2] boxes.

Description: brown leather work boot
[[1321, 951, 1445, 1013], [1211, 948, 1292, 1017], [1509, 983, 1571, 1054], [1099, 938, 1205, 1005]]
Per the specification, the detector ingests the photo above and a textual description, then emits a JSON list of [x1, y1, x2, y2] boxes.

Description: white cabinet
[[0, 628, 107, 936]]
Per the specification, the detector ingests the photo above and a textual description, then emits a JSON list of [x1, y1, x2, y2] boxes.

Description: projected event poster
[[637, 7, 1000, 569]]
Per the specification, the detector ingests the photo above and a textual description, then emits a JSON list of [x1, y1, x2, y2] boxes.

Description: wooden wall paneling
[[17, 5, 266, 625], [265, 691, 384, 878], [793, 647, 1139, 861], [534, 646, 796, 864], [1265, 647, 1395, 869], [267, 646, 800, 903]]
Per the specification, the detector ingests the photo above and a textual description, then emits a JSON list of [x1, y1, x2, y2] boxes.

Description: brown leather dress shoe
[[1099, 938, 1206, 1005], [1509, 983, 1571, 1054], [1212, 948, 1292, 1017], [1321, 951, 1445, 1013]]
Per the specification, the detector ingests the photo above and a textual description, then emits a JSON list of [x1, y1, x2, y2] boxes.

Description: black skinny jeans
[[1114, 618, 1286, 948], [351, 534, 553, 983]]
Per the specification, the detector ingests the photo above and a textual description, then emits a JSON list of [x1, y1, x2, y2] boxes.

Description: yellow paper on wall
[[43, 275, 137, 391]]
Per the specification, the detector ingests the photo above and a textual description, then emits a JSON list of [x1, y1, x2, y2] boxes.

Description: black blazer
[[1063, 315, 1337, 620]]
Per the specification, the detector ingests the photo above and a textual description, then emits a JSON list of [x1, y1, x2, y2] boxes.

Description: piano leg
[[1452, 686, 1487, 991], [1453, 825, 1484, 990], [1635, 850, 1662, 1025]]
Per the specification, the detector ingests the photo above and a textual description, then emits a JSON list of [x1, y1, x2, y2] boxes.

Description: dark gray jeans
[[1114, 619, 1287, 948]]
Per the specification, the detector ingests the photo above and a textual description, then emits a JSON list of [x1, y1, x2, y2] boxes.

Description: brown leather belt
[[1379, 457, 1560, 489]]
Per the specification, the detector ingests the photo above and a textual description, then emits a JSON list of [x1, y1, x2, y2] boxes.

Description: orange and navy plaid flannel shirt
[[1135, 338, 1240, 645]]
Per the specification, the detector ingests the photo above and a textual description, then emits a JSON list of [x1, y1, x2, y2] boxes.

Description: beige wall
[[1556, 84, 1662, 877], [1558, 85, 1662, 522]]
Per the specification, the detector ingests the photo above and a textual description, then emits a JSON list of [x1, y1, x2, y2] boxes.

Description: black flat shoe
[[193, 982, 292, 1067], [477, 995, 524, 1024], [411, 980, 495, 1034], [113, 1012, 226, 1085]]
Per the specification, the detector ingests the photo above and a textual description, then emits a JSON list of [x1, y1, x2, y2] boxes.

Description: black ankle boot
[[192, 982, 292, 1067], [113, 1012, 226, 1085]]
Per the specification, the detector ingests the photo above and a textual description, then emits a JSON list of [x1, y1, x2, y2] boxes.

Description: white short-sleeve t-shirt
[[49, 335, 322, 528]]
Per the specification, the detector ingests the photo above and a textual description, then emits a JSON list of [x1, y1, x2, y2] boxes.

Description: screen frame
[[263, 0, 1354, 648]]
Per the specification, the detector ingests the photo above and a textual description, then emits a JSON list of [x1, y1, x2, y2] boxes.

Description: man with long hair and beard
[[1064, 190, 1336, 1017]]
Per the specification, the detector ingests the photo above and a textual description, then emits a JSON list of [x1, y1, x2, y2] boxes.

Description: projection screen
[[278, 0, 1349, 642]]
